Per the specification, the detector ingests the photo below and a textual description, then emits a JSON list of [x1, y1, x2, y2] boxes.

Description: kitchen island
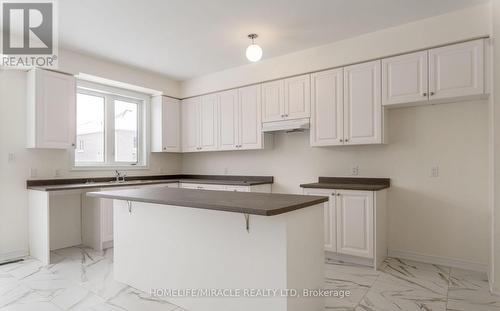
[[87, 187, 328, 311]]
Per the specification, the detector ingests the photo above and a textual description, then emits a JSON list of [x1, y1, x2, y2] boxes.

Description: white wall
[[59, 49, 181, 98], [179, 3, 493, 267], [181, 3, 491, 97], [0, 66, 182, 260], [182, 101, 489, 266], [490, 0, 500, 293]]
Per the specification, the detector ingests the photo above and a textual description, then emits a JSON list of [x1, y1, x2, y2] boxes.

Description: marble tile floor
[[0, 246, 499, 311]]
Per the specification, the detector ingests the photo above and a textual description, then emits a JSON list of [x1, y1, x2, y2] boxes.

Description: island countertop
[[87, 187, 328, 216]]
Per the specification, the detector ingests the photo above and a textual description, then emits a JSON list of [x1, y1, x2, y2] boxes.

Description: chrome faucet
[[115, 170, 126, 183]]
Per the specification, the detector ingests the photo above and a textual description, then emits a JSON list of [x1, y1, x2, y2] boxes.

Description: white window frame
[[72, 80, 150, 170]]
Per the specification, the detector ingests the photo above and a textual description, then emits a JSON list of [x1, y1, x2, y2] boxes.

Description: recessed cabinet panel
[[238, 85, 262, 149], [429, 39, 484, 100], [343, 60, 382, 145], [219, 90, 239, 150], [181, 97, 200, 152], [199, 94, 219, 151], [27, 69, 76, 149], [336, 190, 374, 258], [261, 80, 285, 122], [310, 69, 344, 146], [284, 74, 311, 120], [163, 97, 181, 152], [382, 51, 428, 106]]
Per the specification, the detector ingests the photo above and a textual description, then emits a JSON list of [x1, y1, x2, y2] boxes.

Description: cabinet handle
[[422, 93, 427, 97], [163, 147, 167, 150], [345, 139, 349, 142], [430, 92, 435, 96], [337, 193, 340, 196], [340, 139, 344, 142]]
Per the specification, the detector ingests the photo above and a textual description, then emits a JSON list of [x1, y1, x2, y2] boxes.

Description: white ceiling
[[59, 0, 487, 81]]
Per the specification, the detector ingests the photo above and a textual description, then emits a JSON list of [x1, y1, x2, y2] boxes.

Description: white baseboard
[[0, 249, 29, 264], [326, 251, 374, 267], [388, 249, 487, 273]]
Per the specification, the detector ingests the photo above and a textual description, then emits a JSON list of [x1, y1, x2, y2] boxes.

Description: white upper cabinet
[[310, 68, 344, 146], [181, 97, 200, 152], [343, 60, 382, 145], [284, 74, 311, 120], [429, 39, 484, 100], [336, 190, 374, 259], [238, 84, 262, 149], [151, 96, 181, 152], [382, 50, 429, 106], [219, 89, 239, 150], [262, 74, 311, 123], [199, 94, 219, 151], [261, 80, 285, 122], [27, 69, 76, 149]]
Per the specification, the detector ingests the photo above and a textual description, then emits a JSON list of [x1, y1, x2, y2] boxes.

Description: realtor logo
[[1, 0, 58, 68]]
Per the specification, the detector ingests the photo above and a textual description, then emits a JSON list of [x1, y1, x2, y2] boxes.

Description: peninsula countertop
[[300, 177, 390, 191], [27, 174, 274, 191], [87, 187, 328, 216]]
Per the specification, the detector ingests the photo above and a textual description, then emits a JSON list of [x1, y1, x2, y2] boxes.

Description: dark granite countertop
[[87, 187, 327, 216], [27, 174, 273, 191], [300, 177, 390, 191]]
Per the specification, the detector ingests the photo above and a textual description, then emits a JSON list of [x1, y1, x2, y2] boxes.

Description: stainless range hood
[[261, 118, 310, 133]]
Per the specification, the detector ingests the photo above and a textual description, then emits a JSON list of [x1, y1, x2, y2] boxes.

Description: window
[[74, 82, 147, 168]]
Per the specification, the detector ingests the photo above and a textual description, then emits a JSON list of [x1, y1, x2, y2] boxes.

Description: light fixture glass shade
[[246, 44, 263, 62]]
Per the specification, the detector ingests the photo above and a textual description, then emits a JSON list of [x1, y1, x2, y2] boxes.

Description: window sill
[[71, 165, 149, 171]]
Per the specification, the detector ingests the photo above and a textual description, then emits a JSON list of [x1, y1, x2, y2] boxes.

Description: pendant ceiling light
[[246, 34, 263, 62]]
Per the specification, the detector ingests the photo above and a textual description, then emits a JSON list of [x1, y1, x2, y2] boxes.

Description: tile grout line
[[352, 263, 385, 310], [445, 266, 451, 311]]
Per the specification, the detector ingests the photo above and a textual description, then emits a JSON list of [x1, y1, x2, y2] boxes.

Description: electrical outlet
[[7, 153, 14, 162], [30, 168, 37, 178], [351, 165, 359, 176], [431, 166, 439, 178], [54, 169, 62, 177]]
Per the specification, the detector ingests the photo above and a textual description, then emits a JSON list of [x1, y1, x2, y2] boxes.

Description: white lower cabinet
[[303, 188, 387, 269], [335, 190, 373, 258]]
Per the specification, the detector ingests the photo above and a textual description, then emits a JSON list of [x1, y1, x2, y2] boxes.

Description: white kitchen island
[[87, 187, 328, 311]]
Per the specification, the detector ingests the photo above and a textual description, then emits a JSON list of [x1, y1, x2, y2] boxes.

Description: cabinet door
[[336, 190, 373, 258], [238, 84, 262, 150], [343, 60, 382, 145], [284, 74, 310, 120], [429, 39, 484, 100], [382, 51, 428, 106], [181, 97, 200, 152], [162, 97, 181, 152], [310, 69, 344, 146], [303, 188, 336, 252], [199, 94, 219, 151], [28, 69, 76, 149], [261, 80, 285, 122], [219, 90, 239, 150]]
